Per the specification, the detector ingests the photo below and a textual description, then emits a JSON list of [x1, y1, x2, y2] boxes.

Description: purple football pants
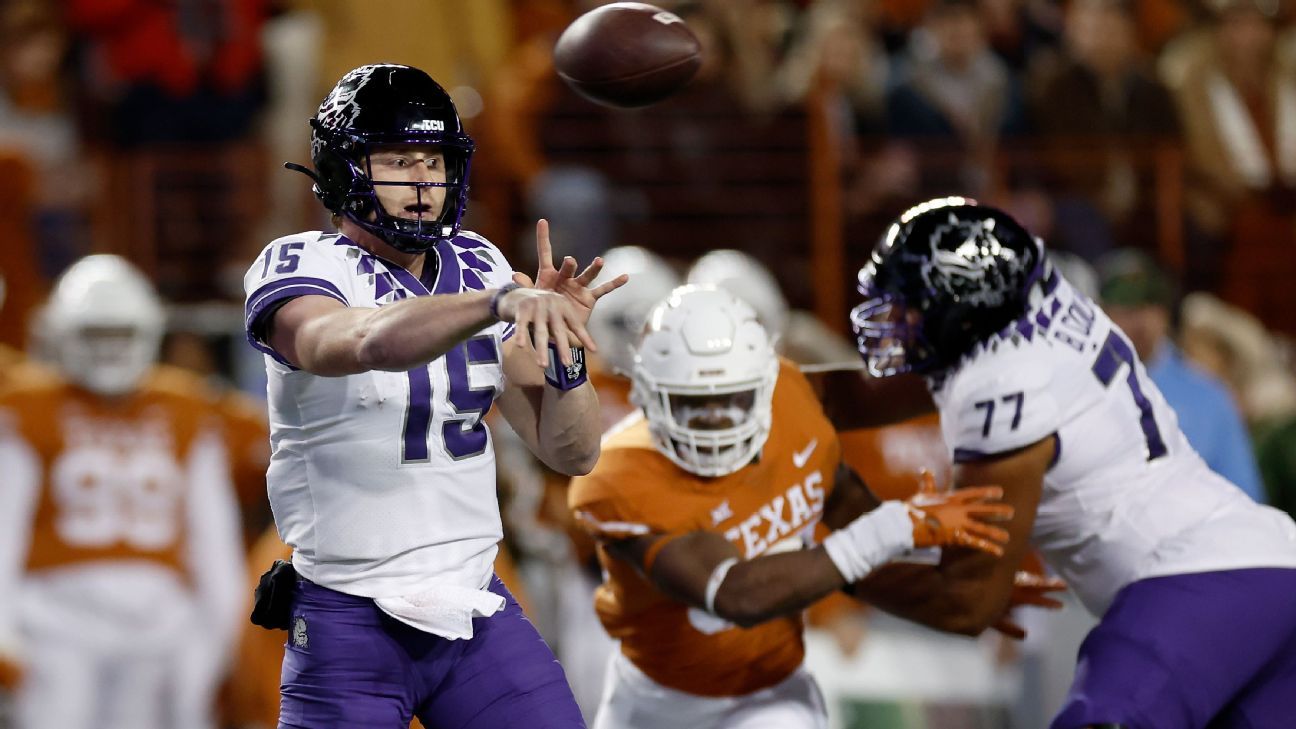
[[277, 575, 586, 729], [1052, 568, 1296, 729]]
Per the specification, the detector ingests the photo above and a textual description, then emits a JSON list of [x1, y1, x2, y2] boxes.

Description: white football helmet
[[586, 246, 681, 375], [42, 255, 165, 396], [631, 285, 779, 477], [686, 249, 789, 343]]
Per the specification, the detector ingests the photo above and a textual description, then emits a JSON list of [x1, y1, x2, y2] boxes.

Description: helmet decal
[[922, 214, 1029, 308], [312, 65, 381, 159]]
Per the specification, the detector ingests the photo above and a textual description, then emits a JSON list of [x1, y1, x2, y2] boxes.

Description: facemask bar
[[652, 386, 765, 476], [58, 326, 161, 396], [850, 289, 935, 376], [637, 369, 776, 478]]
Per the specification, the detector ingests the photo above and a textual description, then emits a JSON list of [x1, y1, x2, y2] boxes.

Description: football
[[553, 3, 702, 109]]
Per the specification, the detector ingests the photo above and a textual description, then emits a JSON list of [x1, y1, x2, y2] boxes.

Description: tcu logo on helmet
[[921, 214, 1028, 308], [312, 65, 380, 157]]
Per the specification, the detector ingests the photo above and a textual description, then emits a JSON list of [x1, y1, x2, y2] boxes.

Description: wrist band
[[489, 282, 521, 322], [704, 557, 740, 616], [822, 501, 914, 583], [544, 343, 588, 390]]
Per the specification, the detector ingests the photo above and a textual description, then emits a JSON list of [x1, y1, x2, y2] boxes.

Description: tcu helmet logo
[[409, 119, 446, 132], [921, 214, 1027, 307], [312, 64, 381, 158]]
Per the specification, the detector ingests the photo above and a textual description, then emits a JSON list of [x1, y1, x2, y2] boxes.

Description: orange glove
[[905, 472, 1013, 556], [991, 570, 1068, 640]]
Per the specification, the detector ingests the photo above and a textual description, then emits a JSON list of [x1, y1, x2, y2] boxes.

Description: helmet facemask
[[636, 369, 777, 477], [851, 280, 940, 376], [58, 324, 162, 396]]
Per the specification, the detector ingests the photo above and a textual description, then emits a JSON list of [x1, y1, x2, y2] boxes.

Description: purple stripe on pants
[[278, 575, 585, 729], [1052, 567, 1296, 729]]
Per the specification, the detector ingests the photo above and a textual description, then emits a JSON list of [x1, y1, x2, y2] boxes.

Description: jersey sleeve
[[940, 345, 1062, 462], [243, 234, 350, 368], [568, 469, 655, 542], [453, 232, 520, 342]]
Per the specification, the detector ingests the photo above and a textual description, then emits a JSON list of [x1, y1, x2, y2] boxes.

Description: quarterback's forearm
[[354, 290, 499, 372], [275, 290, 498, 376], [534, 382, 602, 475]]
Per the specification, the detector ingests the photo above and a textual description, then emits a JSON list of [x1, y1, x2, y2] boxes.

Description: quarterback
[[243, 64, 624, 728], [570, 286, 1013, 729], [847, 197, 1296, 729]]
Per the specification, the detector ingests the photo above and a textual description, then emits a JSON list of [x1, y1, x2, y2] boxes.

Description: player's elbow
[[546, 428, 602, 476], [712, 593, 771, 628], [355, 327, 397, 371], [711, 578, 783, 628], [555, 444, 600, 477]]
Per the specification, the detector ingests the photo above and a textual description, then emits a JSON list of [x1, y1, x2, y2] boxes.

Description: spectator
[[776, 0, 890, 135], [1029, 0, 1180, 258], [1169, 0, 1296, 330], [65, 0, 268, 146], [1098, 249, 1265, 502], [1178, 292, 1296, 520], [886, 0, 1026, 194], [0, 0, 86, 277], [979, 0, 1065, 73]]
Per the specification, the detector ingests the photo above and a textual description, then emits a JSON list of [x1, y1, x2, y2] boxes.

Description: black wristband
[[544, 343, 588, 391], [489, 282, 521, 321]]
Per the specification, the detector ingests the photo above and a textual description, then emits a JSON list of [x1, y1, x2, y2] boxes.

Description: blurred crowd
[[2, 1, 1296, 728]]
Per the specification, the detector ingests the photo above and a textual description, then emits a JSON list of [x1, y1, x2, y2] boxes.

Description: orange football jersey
[[590, 366, 636, 432], [568, 360, 840, 697], [0, 367, 224, 576], [210, 386, 272, 545]]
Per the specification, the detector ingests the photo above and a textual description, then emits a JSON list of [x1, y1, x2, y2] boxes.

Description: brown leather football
[[553, 3, 702, 109]]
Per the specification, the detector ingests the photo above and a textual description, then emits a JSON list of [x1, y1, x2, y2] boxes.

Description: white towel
[[375, 584, 505, 640]]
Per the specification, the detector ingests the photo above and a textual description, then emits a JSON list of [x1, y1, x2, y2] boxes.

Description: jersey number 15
[[402, 336, 499, 463]]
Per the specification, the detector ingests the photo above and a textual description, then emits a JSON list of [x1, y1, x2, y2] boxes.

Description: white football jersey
[[243, 231, 517, 599], [931, 263, 1296, 615]]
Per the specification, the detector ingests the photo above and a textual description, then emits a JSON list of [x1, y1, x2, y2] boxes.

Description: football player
[[243, 64, 626, 729], [846, 197, 1296, 729], [0, 255, 246, 729], [569, 285, 1014, 729]]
